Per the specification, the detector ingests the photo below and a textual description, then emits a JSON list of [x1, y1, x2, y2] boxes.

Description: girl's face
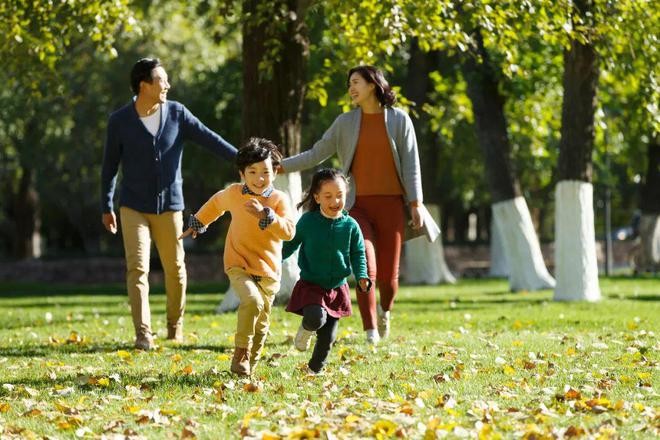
[[348, 72, 375, 107], [239, 157, 276, 195], [314, 178, 346, 219]]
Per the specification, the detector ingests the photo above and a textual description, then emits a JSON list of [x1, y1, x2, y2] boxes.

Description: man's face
[[141, 66, 170, 104], [239, 157, 276, 195]]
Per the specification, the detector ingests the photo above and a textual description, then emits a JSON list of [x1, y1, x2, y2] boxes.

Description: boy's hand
[[357, 278, 372, 293], [244, 199, 266, 218], [179, 227, 197, 240]]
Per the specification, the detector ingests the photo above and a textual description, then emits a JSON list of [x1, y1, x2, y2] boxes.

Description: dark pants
[[302, 305, 339, 373]]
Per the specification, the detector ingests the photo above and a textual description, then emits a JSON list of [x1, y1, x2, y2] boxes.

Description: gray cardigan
[[282, 107, 423, 210]]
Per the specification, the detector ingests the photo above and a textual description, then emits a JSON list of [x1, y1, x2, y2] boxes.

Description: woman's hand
[[178, 228, 197, 240], [409, 202, 425, 230]]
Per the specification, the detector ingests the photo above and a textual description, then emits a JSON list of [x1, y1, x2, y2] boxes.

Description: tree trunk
[[12, 167, 41, 259], [403, 38, 455, 283], [460, 27, 554, 290], [240, 0, 309, 153], [635, 136, 660, 272], [554, 0, 601, 301], [217, 0, 310, 313]]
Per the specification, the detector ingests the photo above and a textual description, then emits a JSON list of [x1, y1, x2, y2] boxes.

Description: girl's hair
[[347, 65, 397, 107], [298, 168, 348, 211], [236, 137, 283, 173]]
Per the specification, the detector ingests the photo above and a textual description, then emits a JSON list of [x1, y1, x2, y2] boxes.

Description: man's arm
[[182, 105, 237, 160], [100, 115, 121, 233]]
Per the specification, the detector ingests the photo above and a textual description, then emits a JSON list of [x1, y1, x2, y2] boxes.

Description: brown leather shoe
[[230, 347, 250, 376], [167, 324, 183, 343], [135, 331, 155, 351]]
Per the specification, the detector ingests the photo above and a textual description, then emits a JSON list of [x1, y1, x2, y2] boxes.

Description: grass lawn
[[0, 277, 658, 439]]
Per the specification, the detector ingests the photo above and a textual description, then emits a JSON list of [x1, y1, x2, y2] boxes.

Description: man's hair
[[236, 137, 283, 173], [130, 58, 162, 95]]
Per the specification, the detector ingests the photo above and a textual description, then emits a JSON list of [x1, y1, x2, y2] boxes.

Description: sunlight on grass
[[0, 278, 658, 438]]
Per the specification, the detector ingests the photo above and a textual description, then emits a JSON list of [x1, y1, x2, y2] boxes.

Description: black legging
[[302, 304, 339, 373]]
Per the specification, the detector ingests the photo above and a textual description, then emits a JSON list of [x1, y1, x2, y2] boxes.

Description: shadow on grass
[[0, 340, 236, 358], [0, 283, 228, 298]]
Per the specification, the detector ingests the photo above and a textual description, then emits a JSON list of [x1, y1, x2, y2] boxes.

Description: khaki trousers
[[120, 207, 186, 335], [226, 267, 279, 349]]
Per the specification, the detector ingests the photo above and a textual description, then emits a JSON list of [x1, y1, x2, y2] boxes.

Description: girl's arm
[[349, 221, 368, 282], [282, 222, 304, 260]]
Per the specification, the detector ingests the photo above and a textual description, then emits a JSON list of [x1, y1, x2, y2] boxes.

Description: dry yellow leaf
[[0, 402, 10, 412], [371, 419, 397, 436]]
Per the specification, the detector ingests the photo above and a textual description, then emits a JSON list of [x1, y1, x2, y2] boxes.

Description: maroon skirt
[[286, 279, 352, 318]]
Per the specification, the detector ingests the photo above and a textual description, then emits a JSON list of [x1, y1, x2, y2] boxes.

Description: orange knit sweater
[[194, 183, 296, 280], [350, 112, 404, 196]]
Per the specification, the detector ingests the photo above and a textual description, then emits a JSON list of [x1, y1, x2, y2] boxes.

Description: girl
[[281, 66, 438, 344], [283, 169, 371, 374]]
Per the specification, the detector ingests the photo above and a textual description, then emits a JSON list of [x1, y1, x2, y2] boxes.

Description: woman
[[282, 65, 434, 344]]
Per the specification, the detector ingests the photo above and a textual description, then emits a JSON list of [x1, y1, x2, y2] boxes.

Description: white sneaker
[[377, 304, 391, 339], [365, 328, 380, 345], [294, 325, 315, 351]]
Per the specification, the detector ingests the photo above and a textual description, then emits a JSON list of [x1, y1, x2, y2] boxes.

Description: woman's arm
[[281, 116, 342, 172]]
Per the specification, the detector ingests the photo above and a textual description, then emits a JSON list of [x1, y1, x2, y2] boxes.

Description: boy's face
[[240, 157, 276, 195]]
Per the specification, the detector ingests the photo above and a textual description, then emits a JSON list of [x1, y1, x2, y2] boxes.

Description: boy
[[180, 138, 295, 376]]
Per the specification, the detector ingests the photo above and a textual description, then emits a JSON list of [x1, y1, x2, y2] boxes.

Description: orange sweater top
[[350, 112, 404, 196], [194, 183, 296, 280]]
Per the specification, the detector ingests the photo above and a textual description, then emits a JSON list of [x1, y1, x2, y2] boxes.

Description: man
[[101, 58, 237, 350]]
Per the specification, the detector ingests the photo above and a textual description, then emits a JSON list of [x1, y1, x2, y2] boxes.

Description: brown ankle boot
[[230, 347, 250, 376], [250, 333, 267, 372]]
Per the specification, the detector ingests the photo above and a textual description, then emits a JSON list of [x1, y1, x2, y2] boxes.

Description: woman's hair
[[236, 137, 283, 173], [130, 58, 162, 95], [347, 65, 397, 107], [298, 168, 348, 212]]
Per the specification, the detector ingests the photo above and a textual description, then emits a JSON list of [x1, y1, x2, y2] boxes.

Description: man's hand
[[102, 212, 117, 234], [178, 228, 197, 240], [409, 204, 425, 230], [244, 199, 266, 218]]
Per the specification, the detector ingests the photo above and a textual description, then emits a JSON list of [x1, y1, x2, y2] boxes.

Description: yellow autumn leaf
[[124, 405, 141, 414], [171, 354, 182, 362], [479, 423, 501, 440], [512, 320, 523, 329], [57, 420, 73, 430], [117, 350, 132, 360], [502, 365, 516, 376], [216, 354, 230, 361], [97, 377, 110, 387], [181, 365, 194, 375], [372, 419, 397, 436], [0, 402, 10, 412], [566, 347, 577, 356], [637, 372, 651, 380], [512, 340, 524, 347], [345, 414, 360, 423]]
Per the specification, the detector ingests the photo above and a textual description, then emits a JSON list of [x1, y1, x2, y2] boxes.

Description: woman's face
[[314, 178, 347, 219], [348, 72, 375, 107]]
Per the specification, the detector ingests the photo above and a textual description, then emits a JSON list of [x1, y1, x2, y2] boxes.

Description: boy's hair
[[130, 58, 162, 95], [298, 168, 348, 212], [236, 137, 283, 173]]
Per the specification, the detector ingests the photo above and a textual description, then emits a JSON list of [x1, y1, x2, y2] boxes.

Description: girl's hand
[[244, 199, 266, 218], [358, 278, 371, 293], [409, 203, 424, 230], [179, 227, 197, 240]]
